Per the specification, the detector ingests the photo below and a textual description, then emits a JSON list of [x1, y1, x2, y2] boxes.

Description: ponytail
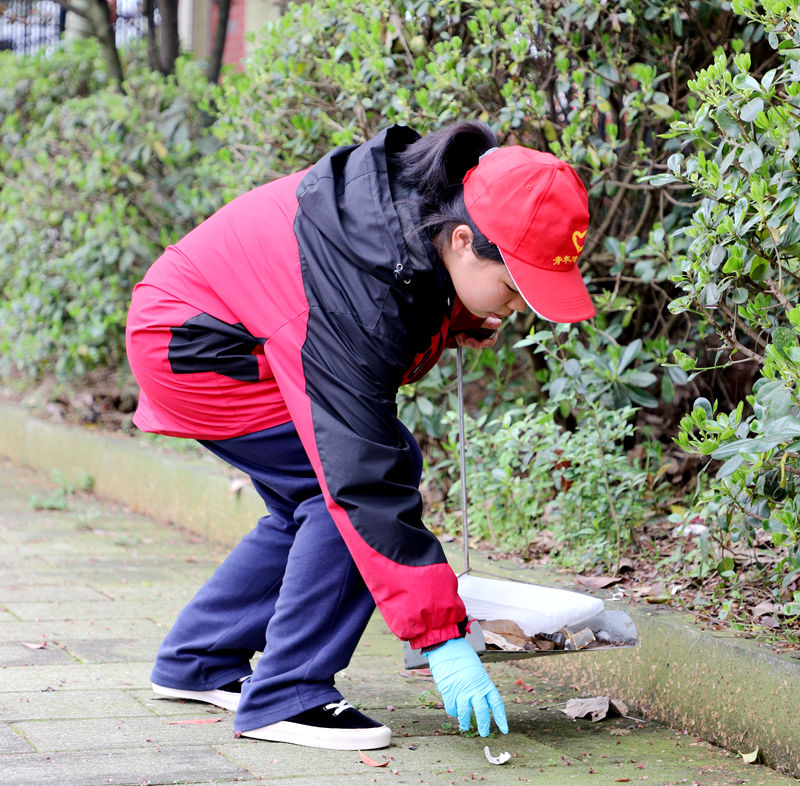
[[392, 121, 503, 263]]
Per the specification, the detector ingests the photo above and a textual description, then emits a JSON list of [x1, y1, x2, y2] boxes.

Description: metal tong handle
[[456, 346, 470, 575]]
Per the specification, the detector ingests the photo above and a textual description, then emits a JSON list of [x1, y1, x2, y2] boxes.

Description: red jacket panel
[[125, 127, 467, 649]]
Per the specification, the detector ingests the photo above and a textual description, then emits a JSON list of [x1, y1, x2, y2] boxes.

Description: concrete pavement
[[1, 457, 798, 785]]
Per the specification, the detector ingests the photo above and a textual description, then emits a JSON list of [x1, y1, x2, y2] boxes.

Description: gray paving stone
[[2, 599, 184, 625], [0, 689, 155, 723], [0, 584, 110, 603], [21, 556, 222, 584], [0, 745, 251, 786], [3, 530, 137, 558], [0, 641, 77, 667], [0, 617, 168, 642], [0, 661, 152, 692], [60, 637, 167, 664], [0, 724, 33, 754], [11, 711, 235, 752]]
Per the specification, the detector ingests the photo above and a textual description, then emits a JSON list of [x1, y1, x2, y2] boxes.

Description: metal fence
[[0, 1, 64, 54], [0, 0, 152, 55], [114, 0, 152, 48]]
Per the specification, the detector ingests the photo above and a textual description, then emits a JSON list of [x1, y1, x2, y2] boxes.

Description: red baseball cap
[[462, 146, 595, 323]]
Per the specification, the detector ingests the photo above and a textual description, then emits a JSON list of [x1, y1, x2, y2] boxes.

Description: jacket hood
[[295, 125, 442, 288]]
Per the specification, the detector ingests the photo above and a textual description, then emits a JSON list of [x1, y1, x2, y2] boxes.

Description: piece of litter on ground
[[228, 476, 249, 495], [484, 746, 511, 765], [740, 747, 760, 764], [21, 641, 47, 649], [482, 628, 525, 652], [358, 750, 389, 767], [562, 696, 628, 722]]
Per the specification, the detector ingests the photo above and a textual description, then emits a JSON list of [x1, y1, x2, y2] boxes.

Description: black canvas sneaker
[[151, 676, 248, 712], [240, 699, 391, 750]]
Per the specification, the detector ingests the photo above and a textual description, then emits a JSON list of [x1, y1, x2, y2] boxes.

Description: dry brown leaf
[[167, 718, 222, 725], [359, 750, 390, 767], [751, 601, 779, 618]]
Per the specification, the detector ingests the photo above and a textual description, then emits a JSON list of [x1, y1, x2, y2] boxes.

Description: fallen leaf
[[576, 575, 622, 589], [484, 746, 511, 765], [751, 601, 779, 618], [740, 747, 759, 764], [167, 718, 222, 725], [359, 750, 389, 767], [562, 696, 628, 722], [21, 641, 47, 649], [609, 728, 631, 736]]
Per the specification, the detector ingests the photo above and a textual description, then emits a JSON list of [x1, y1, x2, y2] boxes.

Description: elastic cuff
[[410, 617, 470, 652]]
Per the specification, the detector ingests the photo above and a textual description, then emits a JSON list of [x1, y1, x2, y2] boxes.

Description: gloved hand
[[424, 638, 509, 736]]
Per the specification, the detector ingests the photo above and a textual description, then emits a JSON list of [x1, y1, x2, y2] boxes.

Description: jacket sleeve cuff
[[408, 617, 469, 652]]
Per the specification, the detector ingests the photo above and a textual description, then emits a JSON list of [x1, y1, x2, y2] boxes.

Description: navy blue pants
[[150, 420, 422, 732]]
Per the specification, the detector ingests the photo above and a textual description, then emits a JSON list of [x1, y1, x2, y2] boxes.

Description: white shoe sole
[[151, 682, 241, 711], [240, 720, 392, 750]]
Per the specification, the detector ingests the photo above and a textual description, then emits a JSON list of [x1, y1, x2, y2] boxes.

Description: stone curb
[[1, 401, 798, 777]]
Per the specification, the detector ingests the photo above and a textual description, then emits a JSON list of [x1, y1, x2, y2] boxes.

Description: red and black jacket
[[126, 125, 482, 649]]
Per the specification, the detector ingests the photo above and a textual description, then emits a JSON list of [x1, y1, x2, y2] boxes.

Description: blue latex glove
[[424, 638, 509, 736]]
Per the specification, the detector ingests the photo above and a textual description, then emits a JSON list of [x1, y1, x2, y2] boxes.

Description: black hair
[[392, 121, 503, 263]]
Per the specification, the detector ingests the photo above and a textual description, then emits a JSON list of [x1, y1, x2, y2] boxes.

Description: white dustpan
[[457, 573, 603, 636], [403, 347, 637, 669]]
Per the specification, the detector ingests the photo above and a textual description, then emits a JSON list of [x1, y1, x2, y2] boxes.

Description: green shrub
[[0, 37, 109, 135], [0, 46, 222, 378], [206, 0, 760, 442], [440, 392, 657, 572], [1, 0, 767, 396], [653, 0, 800, 586]]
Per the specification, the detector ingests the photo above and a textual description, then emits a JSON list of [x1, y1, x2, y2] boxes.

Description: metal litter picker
[[403, 347, 638, 669]]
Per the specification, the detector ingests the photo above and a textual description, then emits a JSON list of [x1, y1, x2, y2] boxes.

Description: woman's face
[[440, 225, 527, 320]]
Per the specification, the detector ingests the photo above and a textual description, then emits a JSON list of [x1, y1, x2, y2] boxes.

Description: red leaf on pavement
[[359, 750, 390, 767], [167, 718, 222, 725], [21, 641, 46, 649]]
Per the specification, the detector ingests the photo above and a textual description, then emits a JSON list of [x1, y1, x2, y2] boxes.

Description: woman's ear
[[448, 224, 475, 257]]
